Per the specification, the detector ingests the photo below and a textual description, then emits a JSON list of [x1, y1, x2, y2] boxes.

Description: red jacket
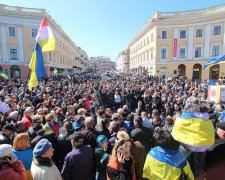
[[0, 160, 27, 180], [21, 116, 32, 130]]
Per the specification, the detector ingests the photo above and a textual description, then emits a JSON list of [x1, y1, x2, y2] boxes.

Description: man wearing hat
[[0, 144, 27, 180], [21, 106, 33, 130], [61, 132, 94, 180], [0, 124, 15, 144]]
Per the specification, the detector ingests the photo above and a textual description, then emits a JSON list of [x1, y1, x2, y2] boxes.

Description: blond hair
[[13, 133, 30, 150]]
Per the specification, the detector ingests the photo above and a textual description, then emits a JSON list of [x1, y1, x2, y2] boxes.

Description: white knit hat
[[0, 144, 12, 157]]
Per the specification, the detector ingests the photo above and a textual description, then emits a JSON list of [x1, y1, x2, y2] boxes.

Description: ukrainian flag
[[28, 17, 55, 90], [164, 76, 173, 82], [0, 70, 8, 79], [203, 54, 225, 69], [53, 67, 58, 75], [28, 44, 47, 90], [143, 146, 194, 180], [171, 111, 215, 152]]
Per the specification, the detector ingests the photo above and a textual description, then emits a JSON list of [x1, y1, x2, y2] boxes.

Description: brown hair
[[45, 114, 55, 121], [13, 133, 30, 150]]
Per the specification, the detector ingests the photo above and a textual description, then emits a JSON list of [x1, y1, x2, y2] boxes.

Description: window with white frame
[[180, 30, 186, 38], [179, 48, 186, 58], [161, 48, 167, 59], [151, 33, 154, 42], [150, 49, 154, 60], [213, 25, 221, 35], [161, 30, 167, 39], [9, 27, 16, 37], [147, 51, 149, 61], [196, 29, 203, 37], [10, 49, 17, 60], [32, 28, 38, 38], [212, 45, 220, 57], [195, 47, 202, 58]]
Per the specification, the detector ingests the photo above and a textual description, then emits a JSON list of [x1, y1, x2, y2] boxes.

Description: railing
[[156, 4, 225, 18]]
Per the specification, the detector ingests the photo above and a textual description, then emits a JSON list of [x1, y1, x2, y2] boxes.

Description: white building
[[116, 49, 129, 73]]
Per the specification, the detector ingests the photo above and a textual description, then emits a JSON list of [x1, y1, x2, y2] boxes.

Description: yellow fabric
[[26, 170, 33, 180], [142, 155, 194, 180], [38, 38, 55, 52], [172, 118, 215, 146], [28, 51, 38, 91]]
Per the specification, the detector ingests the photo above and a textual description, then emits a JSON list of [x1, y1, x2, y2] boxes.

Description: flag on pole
[[28, 44, 47, 90], [28, 17, 55, 90], [164, 76, 173, 82], [35, 17, 55, 52], [0, 70, 8, 79], [203, 54, 225, 69]]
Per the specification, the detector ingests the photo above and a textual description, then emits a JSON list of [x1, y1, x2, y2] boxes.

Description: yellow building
[[0, 4, 84, 79], [128, 4, 225, 80]]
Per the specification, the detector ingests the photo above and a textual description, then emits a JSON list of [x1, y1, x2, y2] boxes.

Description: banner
[[173, 38, 177, 57], [208, 85, 225, 103]]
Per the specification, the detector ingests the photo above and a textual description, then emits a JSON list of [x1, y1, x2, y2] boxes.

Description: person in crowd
[[43, 113, 60, 135], [204, 122, 225, 179], [123, 113, 135, 134], [143, 129, 194, 180], [141, 111, 153, 129], [0, 144, 27, 180], [107, 139, 135, 180], [131, 116, 153, 152], [114, 91, 122, 111], [99, 118, 111, 139], [72, 115, 85, 132], [61, 132, 94, 180], [172, 97, 215, 179], [109, 121, 121, 147], [21, 107, 34, 130], [55, 121, 74, 170], [82, 116, 98, 150], [28, 115, 43, 141], [12, 132, 33, 179], [0, 124, 15, 144], [95, 135, 109, 180], [31, 138, 62, 180]]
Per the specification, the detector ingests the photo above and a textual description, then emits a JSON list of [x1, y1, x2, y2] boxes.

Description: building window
[[180, 30, 186, 38], [10, 49, 17, 60], [196, 29, 203, 37], [161, 48, 167, 59], [213, 25, 221, 35], [147, 37, 149, 44], [150, 49, 154, 60], [151, 33, 154, 42], [161, 31, 167, 39], [179, 48, 186, 58], [32, 28, 38, 38], [9, 27, 16, 37], [212, 45, 220, 57], [195, 47, 202, 58]]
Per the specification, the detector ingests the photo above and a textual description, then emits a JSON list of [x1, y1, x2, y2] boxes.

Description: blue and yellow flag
[[164, 76, 173, 82], [53, 67, 58, 75], [203, 54, 225, 69], [171, 111, 215, 151], [0, 70, 8, 79], [143, 146, 194, 180], [28, 44, 47, 90]]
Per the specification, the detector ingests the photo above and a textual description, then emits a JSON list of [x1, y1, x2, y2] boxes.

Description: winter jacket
[[31, 162, 62, 180], [61, 145, 94, 180], [0, 160, 27, 180], [107, 157, 136, 180], [21, 116, 32, 130], [13, 148, 33, 170]]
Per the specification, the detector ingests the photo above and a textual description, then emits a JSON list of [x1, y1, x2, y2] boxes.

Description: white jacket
[[31, 162, 62, 180]]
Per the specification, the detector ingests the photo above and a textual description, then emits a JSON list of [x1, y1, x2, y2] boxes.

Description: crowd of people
[[0, 74, 225, 180]]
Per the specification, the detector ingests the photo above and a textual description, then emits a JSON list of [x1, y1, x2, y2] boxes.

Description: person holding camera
[[0, 144, 27, 180]]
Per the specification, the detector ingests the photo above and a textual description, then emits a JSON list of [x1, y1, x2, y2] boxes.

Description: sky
[[0, 0, 225, 61]]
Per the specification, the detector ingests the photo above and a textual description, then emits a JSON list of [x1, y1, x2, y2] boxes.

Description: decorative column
[[188, 27, 194, 60], [1, 23, 8, 63], [18, 24, 24, 63]]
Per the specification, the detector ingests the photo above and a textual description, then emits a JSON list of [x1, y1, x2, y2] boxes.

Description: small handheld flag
[[53, 67, 58, 75], [0, 70, 8, 79]]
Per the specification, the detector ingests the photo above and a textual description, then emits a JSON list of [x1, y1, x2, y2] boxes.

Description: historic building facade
[[127, 4, 225, 80], [89, 56, 115, 72], [0, 4, 85, 79], [116, 49, 130, 73]]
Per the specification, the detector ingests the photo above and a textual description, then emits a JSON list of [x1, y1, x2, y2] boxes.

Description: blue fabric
[[73, 122, 84, 132], [204, 54, 225, 69], [209, 79, 216, 86], [180, 111, 196, 119], [220, 110, 225, 122], [123, 121, 134, 134], [13, 148, 33, 170], [33, 138, 52, 157], [149, 146, 187, 168], [35, 43, 47, 79]]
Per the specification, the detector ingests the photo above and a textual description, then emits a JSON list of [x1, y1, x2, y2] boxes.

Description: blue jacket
[[72, 122, 84, 132]]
